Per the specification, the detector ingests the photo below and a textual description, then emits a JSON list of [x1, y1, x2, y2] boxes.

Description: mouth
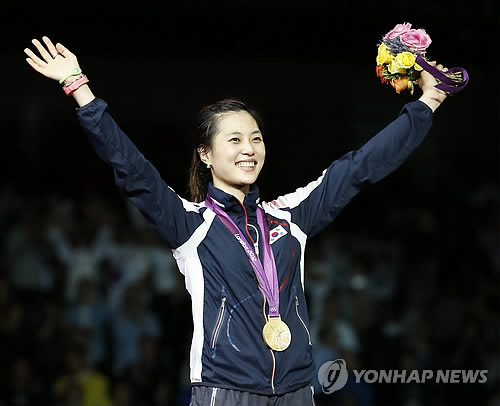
[[235, 160, 257, 171]]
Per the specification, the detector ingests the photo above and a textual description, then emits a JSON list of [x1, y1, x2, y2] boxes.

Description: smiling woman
[[190, 99, 266, 203], [24, 35, 452, 406]]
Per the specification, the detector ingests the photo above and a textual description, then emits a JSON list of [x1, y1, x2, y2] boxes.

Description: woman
[[24, 36, 447, 405]]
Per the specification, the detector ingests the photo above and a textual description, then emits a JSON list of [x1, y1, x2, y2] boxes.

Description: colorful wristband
[[63, 75, 89, 96], [59, 67, 82, 85]]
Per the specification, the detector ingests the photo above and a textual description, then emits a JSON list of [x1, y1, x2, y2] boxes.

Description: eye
[[252, 136, 263, 142], [229, 137, 240, 142]]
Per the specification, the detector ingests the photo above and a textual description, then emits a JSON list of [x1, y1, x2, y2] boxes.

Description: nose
[[240, 138, 255, 156]]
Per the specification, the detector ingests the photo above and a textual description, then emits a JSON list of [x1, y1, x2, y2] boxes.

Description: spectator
[[108, 278, 161, 375], [65, 277, 109, 366], [53, 343, 111, 406], [31, 296, 66, 395], [122, 335, 163, 404], [5, 202, 55, 294], [47, 216, 114, 304]]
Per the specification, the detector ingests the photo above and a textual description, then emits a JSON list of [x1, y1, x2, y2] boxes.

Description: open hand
[[24, 36, 81, 83]]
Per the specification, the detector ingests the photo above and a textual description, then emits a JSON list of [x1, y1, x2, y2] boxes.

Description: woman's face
[[202, 111, 265, 200]]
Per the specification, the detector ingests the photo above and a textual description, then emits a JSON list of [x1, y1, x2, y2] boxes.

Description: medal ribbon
[[416, 54, 469, 94], [205, 195, 280, 317]]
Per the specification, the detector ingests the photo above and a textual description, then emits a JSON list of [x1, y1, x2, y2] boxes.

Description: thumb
[[55, 43, 68, 55]]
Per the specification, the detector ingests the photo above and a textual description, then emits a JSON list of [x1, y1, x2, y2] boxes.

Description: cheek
[[210, 144, 234, 163], [259, 145, 266, 160], [211, 152, 239, 173]]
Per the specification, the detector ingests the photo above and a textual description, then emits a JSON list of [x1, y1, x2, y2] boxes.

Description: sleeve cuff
[[75, 97, 107, 115]]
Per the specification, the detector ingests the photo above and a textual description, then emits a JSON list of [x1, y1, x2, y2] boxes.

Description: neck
[[213, 181, 250, 203]]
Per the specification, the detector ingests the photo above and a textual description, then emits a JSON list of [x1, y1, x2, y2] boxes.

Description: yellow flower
[[376, 43, 394, 65], [414, 62, 423, 71], [388, 59, 407, 74], [395, 52, 416, 69]]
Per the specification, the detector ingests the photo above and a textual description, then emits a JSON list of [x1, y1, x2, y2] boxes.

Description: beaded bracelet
[[63, 74, 89, 96]]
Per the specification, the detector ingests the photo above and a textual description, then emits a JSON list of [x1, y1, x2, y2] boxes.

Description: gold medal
[[262, 316, 291, 351]]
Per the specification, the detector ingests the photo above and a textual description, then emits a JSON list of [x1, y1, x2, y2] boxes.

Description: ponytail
[[188, 148, 211, 203]]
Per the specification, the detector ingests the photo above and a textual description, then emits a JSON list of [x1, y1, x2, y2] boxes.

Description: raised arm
[[264, 68, 448, 238], [24, 37, 204, 249]]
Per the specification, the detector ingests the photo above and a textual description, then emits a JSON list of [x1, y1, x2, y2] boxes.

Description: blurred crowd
[[0, 177, 498, 406]]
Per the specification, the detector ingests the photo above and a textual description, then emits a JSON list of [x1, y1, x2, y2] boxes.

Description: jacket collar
[[207, 183, 260, 215]]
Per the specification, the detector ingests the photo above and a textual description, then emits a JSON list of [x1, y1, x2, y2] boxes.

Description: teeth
[[236, 162, 256, 167]]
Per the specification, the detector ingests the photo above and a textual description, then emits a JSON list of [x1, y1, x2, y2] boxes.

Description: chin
[[234, 177, 257, 190], [241, 174, 259, 185]]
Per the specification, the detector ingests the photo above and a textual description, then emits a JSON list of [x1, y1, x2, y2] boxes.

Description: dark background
[[4, 2, 498, 204], [1, 2, 499, 406]]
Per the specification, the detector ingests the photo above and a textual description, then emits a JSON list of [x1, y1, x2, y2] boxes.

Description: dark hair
[[188, 98, 264, 202]]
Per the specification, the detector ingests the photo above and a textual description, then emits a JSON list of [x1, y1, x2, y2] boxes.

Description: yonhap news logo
[[318, 359, 488, 394], [317, 359, 349, 394]]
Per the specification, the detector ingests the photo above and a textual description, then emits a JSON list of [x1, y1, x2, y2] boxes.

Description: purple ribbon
[[416, 54, 469, 94], [205, 195, 280, 317]]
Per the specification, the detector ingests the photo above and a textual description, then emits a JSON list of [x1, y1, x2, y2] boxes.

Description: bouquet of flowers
[[376, 23, 432, 94], [376, 23, 469, 95]]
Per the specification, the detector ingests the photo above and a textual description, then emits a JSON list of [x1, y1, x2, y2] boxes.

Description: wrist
[[71, 84, 95, 107], [58, 67, 82, 85], [63, 74, 89, 96], [63, 73, 83, 86], [419, 88, 447, 112], [63, 75, 80, 86]]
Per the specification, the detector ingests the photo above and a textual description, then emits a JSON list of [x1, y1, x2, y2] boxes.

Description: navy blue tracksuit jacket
[[77, 98, 433, 395]]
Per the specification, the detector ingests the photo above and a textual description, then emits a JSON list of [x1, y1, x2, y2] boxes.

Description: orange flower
[[390, 77, 408, 94], [376, 65, 390, 83]]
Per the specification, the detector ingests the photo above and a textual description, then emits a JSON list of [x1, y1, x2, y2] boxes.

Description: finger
[[31, 38, 53, 63], [55, 42, 71, 57], [26, 57, 46, 74], [42, 36, 58, 58], [24, 47, 46, 67]]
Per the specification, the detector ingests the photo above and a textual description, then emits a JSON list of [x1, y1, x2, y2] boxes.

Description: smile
[[236, 161, 256, 168]]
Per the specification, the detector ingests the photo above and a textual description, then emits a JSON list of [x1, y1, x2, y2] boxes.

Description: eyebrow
[[225, 130, 262, 136]]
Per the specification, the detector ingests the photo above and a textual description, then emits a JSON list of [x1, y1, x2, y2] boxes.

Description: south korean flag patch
[[269, 224, 287, 244]]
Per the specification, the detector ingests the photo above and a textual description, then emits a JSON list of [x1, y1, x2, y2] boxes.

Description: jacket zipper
[[270, 349, 276, 394], [211, 296, 226, 350], [296, 296, 312, 345], [210, 387, 218, 406]]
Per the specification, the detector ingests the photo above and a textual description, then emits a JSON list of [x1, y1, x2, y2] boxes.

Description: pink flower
[[400, 29, 432, 51], [384, 23, 412, 39]]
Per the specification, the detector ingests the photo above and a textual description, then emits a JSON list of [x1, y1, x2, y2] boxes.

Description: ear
[[197, 145, 211, 166]]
